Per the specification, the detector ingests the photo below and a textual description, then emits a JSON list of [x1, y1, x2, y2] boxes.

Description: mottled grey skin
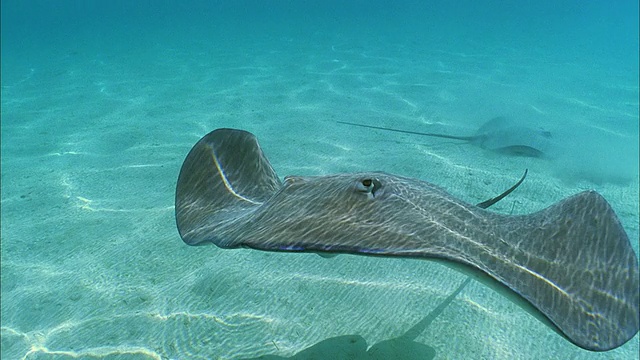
[[175, 128, 639, 352]]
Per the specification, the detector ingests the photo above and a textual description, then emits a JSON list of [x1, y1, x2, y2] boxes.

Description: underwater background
[[2, 1, 638, 359]]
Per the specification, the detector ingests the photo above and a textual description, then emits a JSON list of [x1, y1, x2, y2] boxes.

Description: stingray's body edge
[[219, 190, 638, 352]]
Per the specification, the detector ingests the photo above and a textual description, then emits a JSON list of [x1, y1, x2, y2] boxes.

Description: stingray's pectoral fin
[[502, 191, 639, 351], [175, 129, 282, 246]]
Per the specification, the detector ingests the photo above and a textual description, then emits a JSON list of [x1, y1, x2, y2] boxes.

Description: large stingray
[[175, 128, 639, 351], [337, 117, 553, 157]]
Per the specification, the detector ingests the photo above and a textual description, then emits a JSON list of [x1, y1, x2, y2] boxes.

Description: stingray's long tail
[[175, 128, 281, 246], [337, 121, 474, 141]]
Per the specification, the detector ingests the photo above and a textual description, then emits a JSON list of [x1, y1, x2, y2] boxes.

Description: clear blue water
[[2, 1, 638, 359]]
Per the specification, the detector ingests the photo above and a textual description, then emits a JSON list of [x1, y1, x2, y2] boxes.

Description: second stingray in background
[[338, 117, 553, 158]]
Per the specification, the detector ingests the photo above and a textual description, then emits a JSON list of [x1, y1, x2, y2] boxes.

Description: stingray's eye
[[284, 176, 297, 184], [356, 178, 382, 198]]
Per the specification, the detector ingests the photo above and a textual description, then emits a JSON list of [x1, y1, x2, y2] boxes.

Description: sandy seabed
[[2, 30, 638, 359]]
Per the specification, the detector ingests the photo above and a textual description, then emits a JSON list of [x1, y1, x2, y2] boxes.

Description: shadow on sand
[[243, 277, 472, 360]]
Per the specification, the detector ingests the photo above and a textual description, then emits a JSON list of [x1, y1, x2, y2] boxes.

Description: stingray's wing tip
[[530, 190, 639, 351], [175, 128, 281, 246]]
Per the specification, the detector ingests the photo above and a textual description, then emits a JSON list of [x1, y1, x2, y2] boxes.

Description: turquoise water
[[1, 1, 638, 359]]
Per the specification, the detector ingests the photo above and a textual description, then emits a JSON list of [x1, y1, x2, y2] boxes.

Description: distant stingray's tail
[[175, 128, 281, 245]]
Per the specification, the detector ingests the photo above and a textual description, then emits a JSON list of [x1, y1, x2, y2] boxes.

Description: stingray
[[175, 128, 639, 352], [337, 117, 553, 157]]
